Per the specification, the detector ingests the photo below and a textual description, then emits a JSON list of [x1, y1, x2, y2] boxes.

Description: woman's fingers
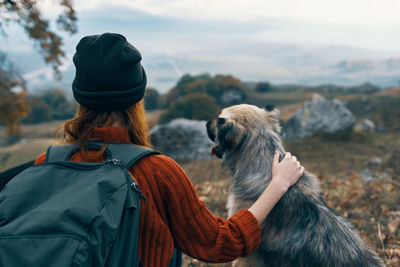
[[273, 151, 280, 168]]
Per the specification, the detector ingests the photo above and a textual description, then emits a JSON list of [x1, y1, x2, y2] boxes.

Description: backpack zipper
[[103, 159, 121, 166], [103, 159, 146, 200]]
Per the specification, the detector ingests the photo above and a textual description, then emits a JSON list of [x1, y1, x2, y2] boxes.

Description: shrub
[[22, 97, 52, 123], [255, 82, 271, 93], [159, 93, 219, 124], [22, 89, 77, 123], [144, 88, 160, 111], [162, 73, 247, 108]]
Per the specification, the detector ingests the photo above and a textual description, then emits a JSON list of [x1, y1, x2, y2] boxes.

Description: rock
[[377, 172, 389, 179], [359, 169, 374, 181], [354, 119, 388, 133], [18, 138, 28, 145], [367, 156, 382, 166], [282, 94, 356, 142], [150, 118, 214, 161], [354, 119, 376, 132], [220, 90, 245, 106]]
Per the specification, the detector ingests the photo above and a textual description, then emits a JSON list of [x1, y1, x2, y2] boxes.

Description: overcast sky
[[33, 0, 400, 50], [2, 0, 400, 91], [69, 0, 400, 26]]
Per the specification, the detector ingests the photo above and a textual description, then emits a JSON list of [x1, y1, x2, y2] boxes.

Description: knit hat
[[72, 33, 147, 111]]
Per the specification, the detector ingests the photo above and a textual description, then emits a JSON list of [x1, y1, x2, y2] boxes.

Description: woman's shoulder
[[136, 153, 184, 174], [135, 153, 191, 186]]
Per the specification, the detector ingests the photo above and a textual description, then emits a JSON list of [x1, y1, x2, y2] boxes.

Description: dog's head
[[206, 104, 281, 159]]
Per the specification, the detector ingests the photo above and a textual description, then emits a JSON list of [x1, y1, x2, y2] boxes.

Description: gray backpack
[[0, 142, 158, 267]]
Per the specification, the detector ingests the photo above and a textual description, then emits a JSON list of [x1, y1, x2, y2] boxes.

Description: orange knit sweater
[[35, 126, 261, 267]]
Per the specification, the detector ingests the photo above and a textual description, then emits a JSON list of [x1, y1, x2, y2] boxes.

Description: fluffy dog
[[206, 104, 384, 267]]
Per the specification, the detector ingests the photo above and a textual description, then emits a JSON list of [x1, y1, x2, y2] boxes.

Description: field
[[0, 89, 399, 266]]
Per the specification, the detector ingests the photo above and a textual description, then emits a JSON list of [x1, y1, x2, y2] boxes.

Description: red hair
[[59, 100, 151, 159]]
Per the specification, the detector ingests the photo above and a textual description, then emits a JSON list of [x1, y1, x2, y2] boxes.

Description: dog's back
[[229, 173, 384, 267]]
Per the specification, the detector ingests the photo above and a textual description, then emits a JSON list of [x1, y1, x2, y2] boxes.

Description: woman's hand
[[248, 151, 304, 224], [271, 151, 304, 193]]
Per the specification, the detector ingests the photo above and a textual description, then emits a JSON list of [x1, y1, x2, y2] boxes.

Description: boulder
[[282, 94, 356, 142], [367, 156, 383, 166], [359, 169, 374, 181], [150, 118, 214, 161], [354, 119, 376, 132], [220, 90, 245, 106]]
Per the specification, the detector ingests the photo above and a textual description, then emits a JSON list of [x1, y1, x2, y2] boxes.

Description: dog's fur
[[206, 104, 384, 267]]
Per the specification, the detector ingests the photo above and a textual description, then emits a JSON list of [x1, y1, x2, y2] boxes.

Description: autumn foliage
[[0, 53, 28, 138], [0, 0, 77, 75], [162, 73, 247, 108], [0, 0, 77, 139]]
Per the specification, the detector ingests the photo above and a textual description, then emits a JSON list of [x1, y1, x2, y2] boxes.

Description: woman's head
[[72, 32, 147, 111], [60, 33, 152, 156]]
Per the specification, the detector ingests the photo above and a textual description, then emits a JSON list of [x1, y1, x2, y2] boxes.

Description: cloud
[[71, 0, 400, 27]]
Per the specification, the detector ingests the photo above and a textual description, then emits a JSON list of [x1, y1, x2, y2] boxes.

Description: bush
[[255, 82, 271, 93], [22, 89, 77, 123], [22, 97, 52, 123], [159, 93, 219, 124], [144, 88, 160, 111], [162, 73, 247, 108]]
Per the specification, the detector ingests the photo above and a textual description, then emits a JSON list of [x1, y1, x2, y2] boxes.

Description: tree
[[22, 96, 52, 123], [41, 89, 75, 120], [0, 0, 77, 138], [0, 52, 28, 138], [255, 82, 271, 93], [159, 93, 220, 124], [42, 89, 67, 110], [162, 73, 247, 108], [144, 87, 160, 111], [1, 0, 77, 75]]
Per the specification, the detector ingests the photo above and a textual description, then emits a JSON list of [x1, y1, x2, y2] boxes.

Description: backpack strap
[[45, 142, 160, 168], [45, 144, 79, 163], [105, 143, 160, 168]]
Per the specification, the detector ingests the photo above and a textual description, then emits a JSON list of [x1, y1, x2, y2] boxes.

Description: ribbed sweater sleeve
[[153, 155, 261, 262]]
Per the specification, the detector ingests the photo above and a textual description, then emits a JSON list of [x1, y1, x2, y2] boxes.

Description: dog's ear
[[206, 118, 217, 141], [265, 104, 275, 111], [219, 120, 246, 150]]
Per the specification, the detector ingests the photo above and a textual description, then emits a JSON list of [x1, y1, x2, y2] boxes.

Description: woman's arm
[[248, 151, 304, 224]]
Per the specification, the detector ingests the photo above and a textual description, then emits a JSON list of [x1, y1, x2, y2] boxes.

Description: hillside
[[0, 90, 399, 266]]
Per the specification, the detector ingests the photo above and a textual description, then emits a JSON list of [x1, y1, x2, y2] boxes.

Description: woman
[[34, 33, 304, 267]]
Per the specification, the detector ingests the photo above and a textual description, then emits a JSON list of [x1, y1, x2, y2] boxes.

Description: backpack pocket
[[0, 235, 91, 267]]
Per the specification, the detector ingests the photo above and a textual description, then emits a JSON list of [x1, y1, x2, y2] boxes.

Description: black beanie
[[72, 33, 147, 111]]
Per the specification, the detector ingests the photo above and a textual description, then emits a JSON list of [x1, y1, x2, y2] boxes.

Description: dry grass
[[374, 87, 400, 97], [0, 138, 56, 171]]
